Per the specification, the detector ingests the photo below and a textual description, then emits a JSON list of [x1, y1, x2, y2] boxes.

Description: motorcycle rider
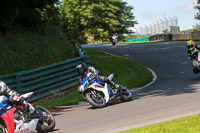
[[0, 81, 35, 114], [110, 29, 118, 42], [110, 29, 118, 36], [186, 40, 200, 74], [76, 62, 125, 93]]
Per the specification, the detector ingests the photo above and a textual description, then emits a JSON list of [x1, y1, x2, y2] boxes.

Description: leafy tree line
[[195, 0, 200, 20], [0, 0, 137, 43], [192, 0, 200, 31], [59, 0, 137, 43], [0, 0, 59, 31]]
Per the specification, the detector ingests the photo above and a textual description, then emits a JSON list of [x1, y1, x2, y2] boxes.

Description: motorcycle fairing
[[89, 82, 110, 103], [0, 104, 15, 117], [20, 92, 33, 101], [14, 119, 39, 133], [80, 74, 115, 103], [194, 56, 199, 62], [81, 76, 88, 85], [192, 52, 200, 68], [95, 78, 105, 85], [1, 105, 16, 133]]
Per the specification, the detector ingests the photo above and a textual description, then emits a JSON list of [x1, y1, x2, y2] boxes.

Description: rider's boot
[[109, 81, 126, 94]]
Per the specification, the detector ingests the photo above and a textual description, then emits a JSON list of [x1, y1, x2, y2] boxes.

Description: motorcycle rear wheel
[[86, 91, 106, 108], [120, 87, 133, 102], [36, 105, 55, 133]]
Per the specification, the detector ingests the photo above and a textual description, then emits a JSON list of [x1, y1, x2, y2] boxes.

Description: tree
[[193, 0, 200, 32], [194, 1, 200, 22], [194, 0, 200, 20], [0, 0, 59, 31], [59, 0, 137, 43]]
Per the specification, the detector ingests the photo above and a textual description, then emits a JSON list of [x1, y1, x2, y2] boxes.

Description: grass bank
[[121, 114, 200, 133], [38, 48, 153, 110], [0, 25, 77, 75]]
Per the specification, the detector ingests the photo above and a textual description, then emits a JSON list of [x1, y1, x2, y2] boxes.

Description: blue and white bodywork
[[78, 72, 132, 108]]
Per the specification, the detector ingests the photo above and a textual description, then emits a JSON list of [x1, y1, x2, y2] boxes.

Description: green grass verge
[[36, 90, 84, 110], [121, 114, 200, 133], [86, 49, 153, 88], [37, 48, 153, 110]]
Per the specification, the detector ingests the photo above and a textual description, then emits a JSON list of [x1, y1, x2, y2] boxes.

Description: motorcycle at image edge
[[111, 34, 118, 46], [0, 92, 55, 133], [78, 71, 133, 108], [192, 52, 200, 72]]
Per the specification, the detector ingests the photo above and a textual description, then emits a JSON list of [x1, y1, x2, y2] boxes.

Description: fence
[[149, 31, 200, 41], [172, 31, 200, 40], [0, 43, 89, 102], [134, 17, 178, 35], [149, 34, 172, 41]]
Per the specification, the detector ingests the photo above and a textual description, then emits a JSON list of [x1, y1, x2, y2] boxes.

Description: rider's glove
[[11, 95, 35, 115], [78, 86, 83, 94], [10, 95, 24, 105]]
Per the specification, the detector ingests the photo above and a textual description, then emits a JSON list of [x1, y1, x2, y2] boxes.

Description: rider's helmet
[[76, 62, 88, 75], [187, 40, 195, 51]]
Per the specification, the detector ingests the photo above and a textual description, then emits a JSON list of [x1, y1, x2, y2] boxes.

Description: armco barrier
[[0, 43, 89, 102]]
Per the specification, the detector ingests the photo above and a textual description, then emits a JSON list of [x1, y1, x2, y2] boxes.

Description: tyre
[[85, 90, 106, 108], [36, 106, 55, 133], [120, 87, 133, 102], [0, 123, 6, 133]]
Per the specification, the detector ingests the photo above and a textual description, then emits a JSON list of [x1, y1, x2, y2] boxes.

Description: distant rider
[[186, 40, 200, 74], [0, 81, 35, 114], [76, 62, 125, 93], [110, 29, 118, 36], [110, 29, 118, 42]]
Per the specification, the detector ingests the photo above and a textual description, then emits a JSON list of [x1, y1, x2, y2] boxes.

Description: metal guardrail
[[0, 43, 89, 101]]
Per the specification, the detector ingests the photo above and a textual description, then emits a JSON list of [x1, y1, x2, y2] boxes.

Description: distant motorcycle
[[192, 52, 200, 70], [0, 92, 55, 133], [78, 72, 132, 108], [111, 35, 118, 46]]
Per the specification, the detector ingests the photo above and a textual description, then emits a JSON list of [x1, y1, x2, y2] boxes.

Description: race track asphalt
[[52, 41, 200, 133]]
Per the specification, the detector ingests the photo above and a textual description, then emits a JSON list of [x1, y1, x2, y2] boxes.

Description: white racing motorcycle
[[78, 72, 132, 108], [111, 35, 118, 46]]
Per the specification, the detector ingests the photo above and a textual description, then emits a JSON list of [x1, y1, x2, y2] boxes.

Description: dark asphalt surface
[[86, 42, 200, 98], [52, 41, 200, 133]]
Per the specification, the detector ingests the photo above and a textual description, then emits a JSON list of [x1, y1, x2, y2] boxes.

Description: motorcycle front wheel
[[85, 90, 106, 108], [112, 42, 116, 46], [0, 123, 6, 133], [36, 105, 55, 133]]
